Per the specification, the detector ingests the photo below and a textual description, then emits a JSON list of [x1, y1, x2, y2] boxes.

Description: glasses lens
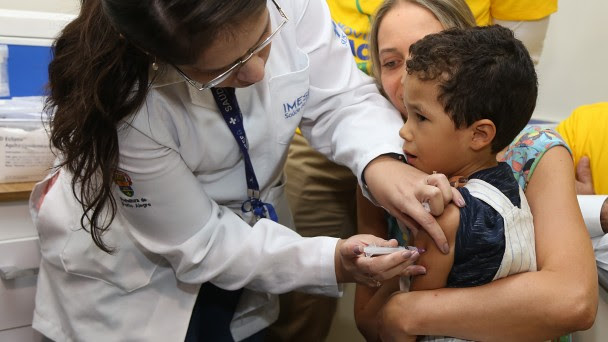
[[181, 3, 288, 91], [205, 72, 230, 89], [252, 19, 286, 55]]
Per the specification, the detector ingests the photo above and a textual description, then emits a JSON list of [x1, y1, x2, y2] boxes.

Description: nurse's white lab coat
[[30, 0, 404, 341]]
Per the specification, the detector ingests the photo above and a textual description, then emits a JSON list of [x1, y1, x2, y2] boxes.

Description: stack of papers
[[0, 96, 54, 183]]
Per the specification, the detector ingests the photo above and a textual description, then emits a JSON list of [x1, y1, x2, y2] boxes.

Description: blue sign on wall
[[0, 44, 53, 99]]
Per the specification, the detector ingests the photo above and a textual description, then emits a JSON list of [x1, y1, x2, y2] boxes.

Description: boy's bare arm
[[410, 204, 459, 291]]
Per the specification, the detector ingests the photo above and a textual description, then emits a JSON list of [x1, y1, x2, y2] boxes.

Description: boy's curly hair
[[406, 25, 537, 153]]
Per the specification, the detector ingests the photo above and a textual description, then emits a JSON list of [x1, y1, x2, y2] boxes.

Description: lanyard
[[211, 87, 278, 223]]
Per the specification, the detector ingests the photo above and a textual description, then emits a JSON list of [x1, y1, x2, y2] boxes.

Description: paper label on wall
[[0, 127, 54, 183], [0, 45, 8, 97]]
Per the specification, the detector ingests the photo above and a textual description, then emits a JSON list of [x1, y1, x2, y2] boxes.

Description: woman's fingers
[[362, 158, 454, 254], [425, 172, 466, 207], [339, 234, 426, 285], [392, 205, 448, 254], [416, 183, 445, 216], [425, 173, 452, 205], [355, 249, 423, 286]]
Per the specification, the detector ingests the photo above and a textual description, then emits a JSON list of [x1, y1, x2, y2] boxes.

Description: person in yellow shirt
[[326, 0, 384, 74], [557, 102, 608, 195], [278, 0, 559, 340], [465, 0, 558, 64], [556, 103, 608, 273]]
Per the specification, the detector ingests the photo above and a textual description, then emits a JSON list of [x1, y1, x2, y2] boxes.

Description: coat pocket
[[60, 215, 161, 293], [268, 49, 310, 145]]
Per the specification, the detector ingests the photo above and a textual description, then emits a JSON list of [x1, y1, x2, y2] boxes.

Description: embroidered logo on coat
[[113, 170, 134, 197]]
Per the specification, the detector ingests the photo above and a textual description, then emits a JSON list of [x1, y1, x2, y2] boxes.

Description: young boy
[[401, 25, 538, 294]]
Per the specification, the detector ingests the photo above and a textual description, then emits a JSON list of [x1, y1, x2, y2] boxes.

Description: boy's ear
[[469, 119, 496, 151]]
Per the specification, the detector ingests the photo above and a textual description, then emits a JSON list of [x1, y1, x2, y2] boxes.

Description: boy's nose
[[399, 119, 413, 142]]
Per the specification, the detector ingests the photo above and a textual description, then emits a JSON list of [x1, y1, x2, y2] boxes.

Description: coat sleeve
[[294, 0, 405, 181], [115, 101, 339, 296]]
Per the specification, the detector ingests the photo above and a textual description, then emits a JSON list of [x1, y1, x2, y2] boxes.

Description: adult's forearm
[[381, 269, 597, 341], [355, 279, 399, 341]]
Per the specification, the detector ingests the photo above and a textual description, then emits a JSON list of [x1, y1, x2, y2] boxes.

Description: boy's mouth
[[404, 152, 417, 162]]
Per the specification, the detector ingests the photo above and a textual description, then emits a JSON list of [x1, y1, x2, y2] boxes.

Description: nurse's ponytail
[[47, 0, 150, 253], [47, 0, 267, 253]]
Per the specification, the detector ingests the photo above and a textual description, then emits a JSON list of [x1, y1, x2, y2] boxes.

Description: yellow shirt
[[326, 0, 383, 75], [465, 0, 558, 26], [556, 102, 608, 195], [327, 0, 558, 73]]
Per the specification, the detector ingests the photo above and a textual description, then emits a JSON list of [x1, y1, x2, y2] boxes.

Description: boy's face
[[399, 73, 471, 177]]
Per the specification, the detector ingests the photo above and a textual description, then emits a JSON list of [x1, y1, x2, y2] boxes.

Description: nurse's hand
[[334, 234, 425, 286], [363, 155, 465, 254]]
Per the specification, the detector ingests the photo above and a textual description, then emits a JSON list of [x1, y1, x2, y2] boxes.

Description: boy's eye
[[416, 113, 427, 121]]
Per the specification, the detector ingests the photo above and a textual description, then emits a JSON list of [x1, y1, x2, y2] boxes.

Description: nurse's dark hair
[[406, 25, 538, 153], [47, 0, 266, 253]]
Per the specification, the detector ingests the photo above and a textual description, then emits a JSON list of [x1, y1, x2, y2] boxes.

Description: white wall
[[534, 0, 608, 122], [1, 0, 605, 122], [0, 0, 79, 14]]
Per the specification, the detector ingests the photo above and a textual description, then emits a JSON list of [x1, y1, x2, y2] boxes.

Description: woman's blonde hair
[[369, 0, 476, 94]]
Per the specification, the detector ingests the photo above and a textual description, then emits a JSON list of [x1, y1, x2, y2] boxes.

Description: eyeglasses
[[175, 0, 289, 91]]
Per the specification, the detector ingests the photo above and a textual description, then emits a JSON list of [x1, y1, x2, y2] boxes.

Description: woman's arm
[[354, 186, 459, 339], [354, 186, 393, 340], [354, 185, 432, 339], [355, 277, 400, 342], [379, 146, 598, 341]]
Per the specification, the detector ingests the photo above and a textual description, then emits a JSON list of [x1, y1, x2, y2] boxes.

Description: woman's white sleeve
[[294, 0, 404, 181], [578, 195, 608, 238], [115, 111, 339, 296]]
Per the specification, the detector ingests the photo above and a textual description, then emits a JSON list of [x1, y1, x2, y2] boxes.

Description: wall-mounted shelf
[[0, 182, 35, 202]]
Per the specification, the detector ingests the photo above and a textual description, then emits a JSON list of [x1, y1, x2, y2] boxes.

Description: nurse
[[30, 0, 460, 341]]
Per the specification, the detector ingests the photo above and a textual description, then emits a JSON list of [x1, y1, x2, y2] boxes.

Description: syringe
[[363, 245, 422, 257]]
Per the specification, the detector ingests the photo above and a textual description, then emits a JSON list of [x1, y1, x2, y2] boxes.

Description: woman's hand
[[575, 156, 595, 195], [363, 155, 465, 254], [334, 234, 424, 286]]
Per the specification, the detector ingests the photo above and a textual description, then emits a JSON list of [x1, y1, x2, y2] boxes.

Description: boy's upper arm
[[410, 204, 460, 291]]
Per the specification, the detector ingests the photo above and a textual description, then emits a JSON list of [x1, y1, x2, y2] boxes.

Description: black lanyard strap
[[211, 87, 278, 222]]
